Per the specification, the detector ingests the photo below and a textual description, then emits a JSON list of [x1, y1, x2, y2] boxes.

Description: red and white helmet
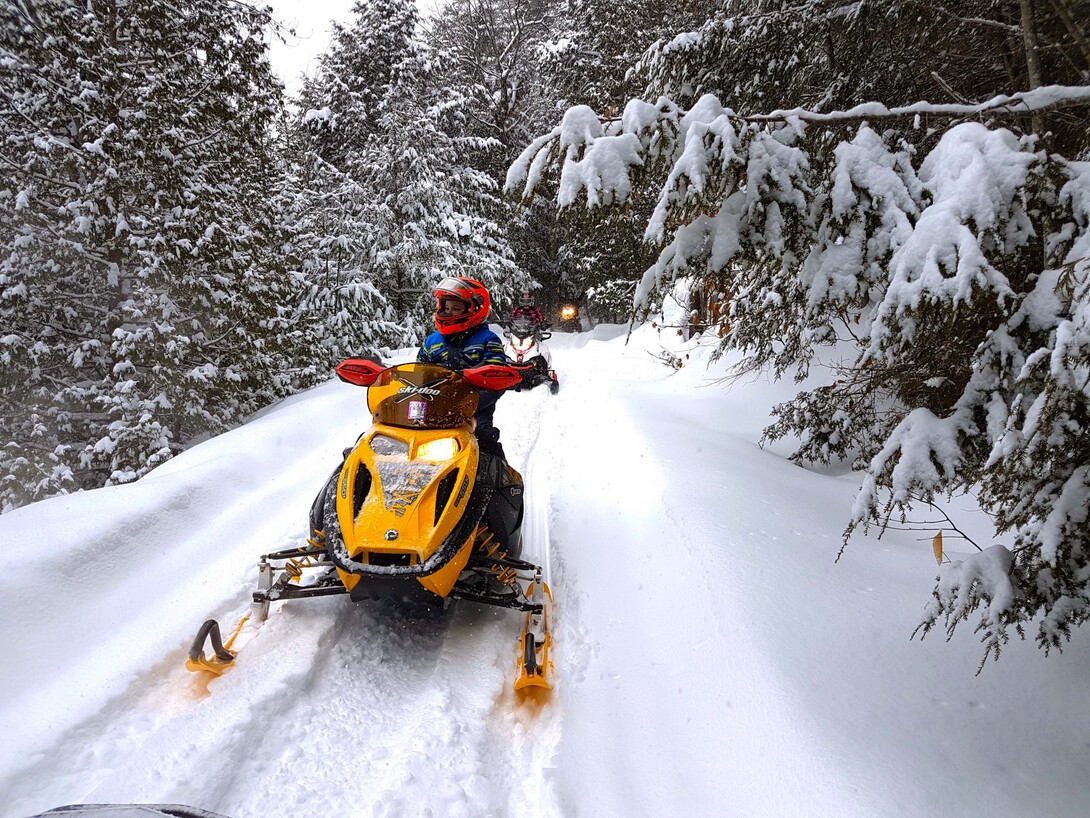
[[433, 276, 490, 335]]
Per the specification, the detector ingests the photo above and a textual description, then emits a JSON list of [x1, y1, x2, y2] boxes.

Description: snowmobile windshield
[[367, 363, 480, 429], [509, 317, 536, 339]]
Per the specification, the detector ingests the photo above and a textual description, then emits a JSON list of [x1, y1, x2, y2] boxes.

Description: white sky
[[266, 0, 445, 95], [265, 0, 354, 94], [1, 315, 1088, 817]]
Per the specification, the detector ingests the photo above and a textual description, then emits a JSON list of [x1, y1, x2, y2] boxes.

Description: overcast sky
[[265, 0, 352, 94], [266, 0, 443, 95]]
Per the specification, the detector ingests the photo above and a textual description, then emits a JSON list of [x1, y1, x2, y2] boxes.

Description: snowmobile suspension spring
[[476, 529, 518, 588], [478, 530, 504, 560]]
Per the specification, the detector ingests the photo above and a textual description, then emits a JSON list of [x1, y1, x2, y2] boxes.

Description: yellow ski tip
[[514, 672, 552, 693], [515, 628, 553, 695], [185, 654, 235, 675], [186, 617, 246, 676]]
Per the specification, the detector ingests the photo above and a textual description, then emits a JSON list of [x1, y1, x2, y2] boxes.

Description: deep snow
[[1, 325, 1088, 818]]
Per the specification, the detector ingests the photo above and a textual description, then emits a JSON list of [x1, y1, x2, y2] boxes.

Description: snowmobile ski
[[515, 570, 553, 693]]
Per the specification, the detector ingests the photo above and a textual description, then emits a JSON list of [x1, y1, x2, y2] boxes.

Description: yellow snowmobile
[[187, 360, 553, 693]]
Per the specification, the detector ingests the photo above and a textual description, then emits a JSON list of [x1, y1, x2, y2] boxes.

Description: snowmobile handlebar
[[336, 359, 521, 391], [463, 364, 523, 390]]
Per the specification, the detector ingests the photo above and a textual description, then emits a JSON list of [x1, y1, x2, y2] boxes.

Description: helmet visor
[[434, 277, 476, 297]]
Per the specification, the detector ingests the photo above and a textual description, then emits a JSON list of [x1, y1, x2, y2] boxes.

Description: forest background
[[2, 0, 1089, 660]]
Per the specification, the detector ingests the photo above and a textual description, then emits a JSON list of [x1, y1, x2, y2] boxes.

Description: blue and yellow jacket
[[417, 325, 506, 369], [417, 324, 507, 437]]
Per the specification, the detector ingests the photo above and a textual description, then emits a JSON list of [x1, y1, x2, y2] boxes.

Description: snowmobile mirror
[[463, 364, 522, 391], [335, 358, 387, 387]]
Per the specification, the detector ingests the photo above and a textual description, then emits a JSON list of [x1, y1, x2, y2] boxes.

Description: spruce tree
[[508, 0, 1090, 657], [1, 0, 292, 509], [297, 0, 521, 336]]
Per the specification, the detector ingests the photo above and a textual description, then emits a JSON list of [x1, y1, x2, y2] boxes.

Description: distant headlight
[[560, 305, 576, 320], [370, 434, 409, 456], [415, 437, 460, 462]]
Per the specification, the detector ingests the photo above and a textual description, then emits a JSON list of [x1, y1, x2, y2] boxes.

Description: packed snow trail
[[543, 327, 1090, 818], [0, 352, 563, 818], [1, 326, 1089, 818]]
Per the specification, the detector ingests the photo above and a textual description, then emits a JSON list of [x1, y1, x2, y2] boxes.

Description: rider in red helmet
[[418, 277, 509, 459]]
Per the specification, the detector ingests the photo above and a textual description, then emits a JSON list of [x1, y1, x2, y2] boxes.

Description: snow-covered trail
[[544, 327, 1090, 818], [542, 331, 871, 816], [0, 349, 563, 818], [1, 325, 1089, 818]]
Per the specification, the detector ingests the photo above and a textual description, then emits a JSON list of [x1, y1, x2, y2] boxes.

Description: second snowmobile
[[187, 359, 553, 693], [502, 317, 559, 394]]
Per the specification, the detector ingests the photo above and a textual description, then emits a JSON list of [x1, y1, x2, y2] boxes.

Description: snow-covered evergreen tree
[[276, 117, 411, 367], [376, 48, 522, 319], [507, 0, 1090, 656], [428, 0, 556, 169], [0, 0, 294, 510], [296, 0, 522, 336], [297, 0, 417, 166], [543, 0, 691, 112]]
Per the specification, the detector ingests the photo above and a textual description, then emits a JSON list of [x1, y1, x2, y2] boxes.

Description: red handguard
[[463, 364, 523, 390], [335, 358, 387, 387]]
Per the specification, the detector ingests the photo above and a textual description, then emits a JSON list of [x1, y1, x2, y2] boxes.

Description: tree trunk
[[1046, 0, 1090, 73], [1019, 0, 1044, 133]]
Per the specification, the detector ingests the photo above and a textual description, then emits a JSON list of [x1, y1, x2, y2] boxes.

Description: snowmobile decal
[[392, 372, 450, 402], [396, 383, 443, 400], [376, 459, 438, 516]]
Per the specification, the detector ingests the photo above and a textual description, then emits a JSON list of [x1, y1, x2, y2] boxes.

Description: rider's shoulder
[[421, 330, 446, 348], [469, 324, 502, 343]]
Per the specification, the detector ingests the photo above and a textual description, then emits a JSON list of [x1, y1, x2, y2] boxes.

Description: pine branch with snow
[[509, 72, 1090, 655]]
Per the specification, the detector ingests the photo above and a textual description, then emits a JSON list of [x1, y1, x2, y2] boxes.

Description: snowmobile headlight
[[370, 434, 409, 457], [415, 437, 459, 462]]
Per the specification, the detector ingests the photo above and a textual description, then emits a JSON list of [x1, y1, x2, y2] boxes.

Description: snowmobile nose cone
[[385, 529, 399, 540]]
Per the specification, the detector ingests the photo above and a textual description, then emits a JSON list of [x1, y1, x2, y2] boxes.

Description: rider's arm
[[478, 335, 507, 365], [417, 333, 444, 363], [468, 328, 507, 366]]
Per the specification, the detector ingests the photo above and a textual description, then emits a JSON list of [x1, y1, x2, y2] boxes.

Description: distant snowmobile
[[557, 302, 580, 332], [187, 360, 553, 694], [502, 317, 559, 394]]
